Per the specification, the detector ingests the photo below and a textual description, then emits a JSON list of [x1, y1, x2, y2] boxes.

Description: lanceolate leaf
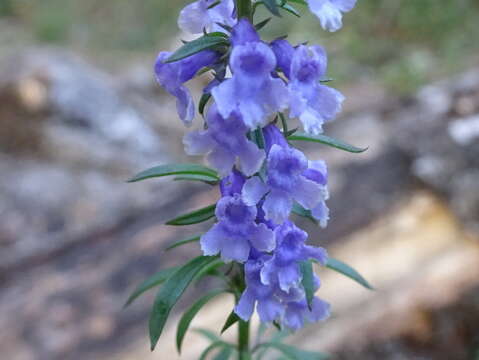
[[149, 256, 218, 350], [255, 17, 272, 30], [300, 260, 315, 310], [128, 163, 219, 183], [165, 234, 201, 251], [288, 132, 368, 153], [199, 92, 212, 116], [124, 266, 179, 307], [177, 289, 226, 353], [166, 204, 216, 226], [256, 342, 329, 360], [280, 2, 301, 17], [286, 0, 308, 5], [292, 203, 318, 224], [213, 346, 234, 360], [326, 257, 374, 290], [263, 0, 281, 16], [166, 34, 229, 63], [221, 311, 240, 334], [173, 174, 219, 184], [200, 342, 232, 360]]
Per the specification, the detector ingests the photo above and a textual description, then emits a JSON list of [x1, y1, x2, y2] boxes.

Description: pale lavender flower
[[183, 104, 265, 176], [242, 125, 324, 223], [155, 50, 219, 126], [308, 0, 357, 32], [303, 160, 330, 227], [289, 44, 345, 134], [283, 297, 331, 330], [235, 254, 285, 322], [178, 0, 236, 34], [260, 221, 328, 292], [212, 19, 289, 129], [200, 194, 275, 262]]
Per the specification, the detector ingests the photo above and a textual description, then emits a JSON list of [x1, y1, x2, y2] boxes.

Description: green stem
[[236, 0, 253, 21], [238, 319, 251, 360]]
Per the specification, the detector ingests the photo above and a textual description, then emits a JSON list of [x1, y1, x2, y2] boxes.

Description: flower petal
[[262, 190, 293, 224], [291, 177, 322, 210], [183, 130, 215, 155], [200, 223, 225, 256], [242, 176, 269, 206], [207, 147, 235, 176], [235, 288, 256, 321], [249, 223, 275, 252]]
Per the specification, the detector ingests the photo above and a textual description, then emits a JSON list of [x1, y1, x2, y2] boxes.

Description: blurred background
[[0, 1, 478, 359]]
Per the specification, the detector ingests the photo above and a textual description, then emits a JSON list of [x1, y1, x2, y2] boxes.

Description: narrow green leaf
[[279, 2, 300, 17], [286, 0, 307, 5], [300, 260, 315, 310], [149, 256, 218, 350], [177, 289, 226, 353], [292, 203, 318, 225], [288, 132, 368, 153], [123, 266, 179, 307], [256, 342, 329, 360], [173, 174, 219, 184], [199, 92, 212, 116], [213, 346, 234, 360], [263, 0, 281, 16], [221, 311, 240, 334], [326, 257, 374, 290], [165, 35, 229, 63], [166, 204, 216, 226], [255, 17, 272, 30], [164, 235, 201, 251], [195, 328, 223, 342], [200, 342, 230, 360], [193, 258, 225, 283], [128, 163, 219, 183]]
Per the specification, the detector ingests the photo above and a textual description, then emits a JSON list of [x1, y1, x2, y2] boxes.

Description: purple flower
[[304, 160, 330, 227], [178, 0, 236, 34], [219, 168, 246, 196], [308, 0, 357, 32], [235, 255, 285, 322], [289, 45, 345, 135], [200, 194, 275, 262], [242, 125, 324, 223], [155, 50, 219, 126], [283, 297, 331, 330], [183, 104, 265, 176], [260, 221, 328, 292], [212, 19, 289, 129]]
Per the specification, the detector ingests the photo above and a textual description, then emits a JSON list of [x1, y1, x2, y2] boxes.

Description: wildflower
[[155, 50, 220, 126], [308, 0, 357, 32], [183, 104, 265, 176], [200, 194, 275, 262], [260, 221, 328, 292], [212, 19, 288, 129], [178, 0, 236, 34]]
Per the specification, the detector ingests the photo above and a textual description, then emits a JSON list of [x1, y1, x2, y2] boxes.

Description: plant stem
[[238, 319, 251, 360], [236, 0, 253, 21]]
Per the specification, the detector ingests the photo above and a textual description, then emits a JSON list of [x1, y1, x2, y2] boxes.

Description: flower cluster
[[154, 0, 357, 331]]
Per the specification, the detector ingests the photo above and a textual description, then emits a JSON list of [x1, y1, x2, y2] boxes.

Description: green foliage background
[[2, 0, 478, 93]]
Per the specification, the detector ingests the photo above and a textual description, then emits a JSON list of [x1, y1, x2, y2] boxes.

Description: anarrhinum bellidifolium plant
[[126, 0, 373, 359]]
